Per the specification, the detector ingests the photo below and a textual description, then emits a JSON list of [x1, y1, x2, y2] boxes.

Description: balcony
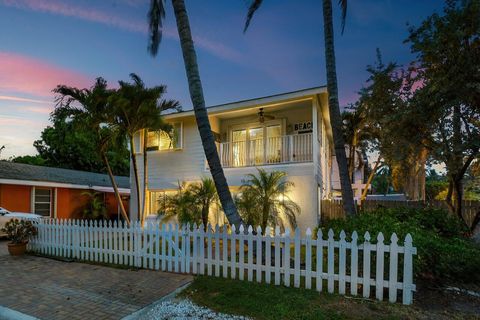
[[218, 133, 313, 168]]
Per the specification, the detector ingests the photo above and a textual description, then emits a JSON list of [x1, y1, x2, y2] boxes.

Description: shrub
[[1, 219, 37, 244], [319, 207, 480, 283]]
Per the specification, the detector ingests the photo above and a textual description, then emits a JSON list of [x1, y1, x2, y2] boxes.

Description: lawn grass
[[179, 276, 423, 320]]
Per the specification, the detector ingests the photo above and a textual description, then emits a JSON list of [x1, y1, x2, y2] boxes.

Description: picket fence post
[[247, 225, 253, 282], [403, 234, 415, 305], [284, 228, 291, 287], [316, 229, 323, 292], [376, 233, 385, 301], [362, 232, 371, 298], [350, 231, 359, 296]]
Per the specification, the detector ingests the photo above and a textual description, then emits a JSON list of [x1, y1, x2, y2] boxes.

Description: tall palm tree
[[147, 0, 243, 228], [53, 78, 130, 225], [240, 169, 299, 234], [109, 74, 178, 224], [244, 0, 357, 216]]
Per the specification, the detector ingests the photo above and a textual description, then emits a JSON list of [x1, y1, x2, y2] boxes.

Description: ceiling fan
[[257, 108, 275, 123]]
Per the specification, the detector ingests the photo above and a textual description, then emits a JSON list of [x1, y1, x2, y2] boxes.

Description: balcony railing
[[219, 133, 313, 168]]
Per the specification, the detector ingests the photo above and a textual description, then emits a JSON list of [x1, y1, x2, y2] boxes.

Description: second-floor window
[[147, 122, 183, 151]]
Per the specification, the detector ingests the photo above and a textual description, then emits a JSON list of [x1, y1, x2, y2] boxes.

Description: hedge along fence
[[29, 219, 417, 305], [321, 199, 480, 228]]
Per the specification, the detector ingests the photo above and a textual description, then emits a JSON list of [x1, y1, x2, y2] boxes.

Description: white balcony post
[[219, 143, 224, 167], [289, 135, 294, 162]]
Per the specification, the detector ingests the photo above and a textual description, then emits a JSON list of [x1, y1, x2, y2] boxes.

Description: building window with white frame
[[34, 188, 52, 216], [147, 122, 183, 151]]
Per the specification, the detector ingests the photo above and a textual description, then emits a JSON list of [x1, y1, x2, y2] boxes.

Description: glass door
[[266, 125, 282, 163], [248, 127, 264, 165], [232, 129, 246, 167]]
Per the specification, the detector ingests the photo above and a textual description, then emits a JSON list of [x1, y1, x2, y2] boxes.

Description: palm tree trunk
[[142, 129, 149, 226], [322, 0, 356, 216], [101, 152, 130, 225], [171, 0, 243, 228], [129, 135, 142, 222]]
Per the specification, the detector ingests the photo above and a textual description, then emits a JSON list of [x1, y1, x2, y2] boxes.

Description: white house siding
[[220, 163, 318, 232]]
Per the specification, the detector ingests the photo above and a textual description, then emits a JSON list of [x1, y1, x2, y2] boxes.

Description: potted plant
[[1, 219, 37, 256]]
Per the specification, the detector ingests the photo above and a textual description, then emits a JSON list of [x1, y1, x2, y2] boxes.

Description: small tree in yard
[[157, 178, 219, 231], [239, 169, 299, 234], [81, 192, 109, 220]]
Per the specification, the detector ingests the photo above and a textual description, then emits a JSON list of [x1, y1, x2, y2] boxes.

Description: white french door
[[230, 120, 283, 166]]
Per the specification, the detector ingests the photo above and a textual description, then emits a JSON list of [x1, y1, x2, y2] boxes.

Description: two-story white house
[[130, 87, 335, 232]]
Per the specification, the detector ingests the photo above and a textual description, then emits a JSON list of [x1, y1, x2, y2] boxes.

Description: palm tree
[[235, 189, 259, 228], [81, 191, 109, 220], [244, 0, 357, 216], [240, 169, 299, 234], [53, 78, 130, 225], [158, 178, 219, 231], [147, 0, 243, 228], [158, 182, 199, 225], [109, 74, 178, 224], [342, 104, 370, 180]]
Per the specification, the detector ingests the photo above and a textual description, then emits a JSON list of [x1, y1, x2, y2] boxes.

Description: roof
[[0, 162, 130, 190], [163, 86, 327, 120]]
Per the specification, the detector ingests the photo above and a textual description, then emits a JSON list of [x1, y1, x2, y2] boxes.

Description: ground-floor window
[[34, 188, 52, 216]]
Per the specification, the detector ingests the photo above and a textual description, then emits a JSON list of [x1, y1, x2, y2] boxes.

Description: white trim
[[0, 178, 130, 194], [163, 88, 327, 120], [31, 186, 35, 214], [54, 187, 58, 218]]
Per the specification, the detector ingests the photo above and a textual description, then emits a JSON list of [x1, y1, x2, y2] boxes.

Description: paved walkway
[[0, 240, 192, 320]]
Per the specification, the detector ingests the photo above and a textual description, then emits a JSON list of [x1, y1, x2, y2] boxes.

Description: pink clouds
[[0, 95, 51, 104], [0, 51, 91, 99], [0, 0, 240, 63], [1, 0, 148, 34]]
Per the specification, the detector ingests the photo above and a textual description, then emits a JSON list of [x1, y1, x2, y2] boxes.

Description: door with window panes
[[230, 121, 282, 167]]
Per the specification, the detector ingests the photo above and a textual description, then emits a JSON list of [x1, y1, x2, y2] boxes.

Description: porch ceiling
[[212, 99, 312, 120]]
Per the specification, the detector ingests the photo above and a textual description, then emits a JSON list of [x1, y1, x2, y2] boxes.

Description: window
[[34, 188, 52, 216], [150, 190, 177, 215], [147, 123, 182, 151]]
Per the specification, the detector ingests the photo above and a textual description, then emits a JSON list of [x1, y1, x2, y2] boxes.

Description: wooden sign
[[294, 121, 312, 134]]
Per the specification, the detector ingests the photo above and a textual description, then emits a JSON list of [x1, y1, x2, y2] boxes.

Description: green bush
[[319, 207, 480, 283]]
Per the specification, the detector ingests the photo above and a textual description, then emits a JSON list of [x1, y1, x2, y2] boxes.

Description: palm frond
[[147, 0, 166, 56], [243, 0, 263, 33]]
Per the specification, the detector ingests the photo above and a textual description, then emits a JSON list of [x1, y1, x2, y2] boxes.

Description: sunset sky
[[0, 0, 443, 158]]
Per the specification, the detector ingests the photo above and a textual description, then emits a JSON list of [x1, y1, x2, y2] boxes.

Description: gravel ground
[[135, 299, 250, 320]]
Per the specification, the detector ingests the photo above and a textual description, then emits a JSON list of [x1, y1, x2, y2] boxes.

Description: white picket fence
[[29, 219, 417, 305]]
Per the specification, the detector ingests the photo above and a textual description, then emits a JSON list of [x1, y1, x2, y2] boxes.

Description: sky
[[0, 0, 444, 158]]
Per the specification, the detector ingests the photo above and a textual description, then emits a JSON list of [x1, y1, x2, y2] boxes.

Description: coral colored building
[[0, 162, 130, 220]]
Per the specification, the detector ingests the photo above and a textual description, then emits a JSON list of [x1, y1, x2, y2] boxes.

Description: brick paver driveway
[[0, 240, 192, 320]]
